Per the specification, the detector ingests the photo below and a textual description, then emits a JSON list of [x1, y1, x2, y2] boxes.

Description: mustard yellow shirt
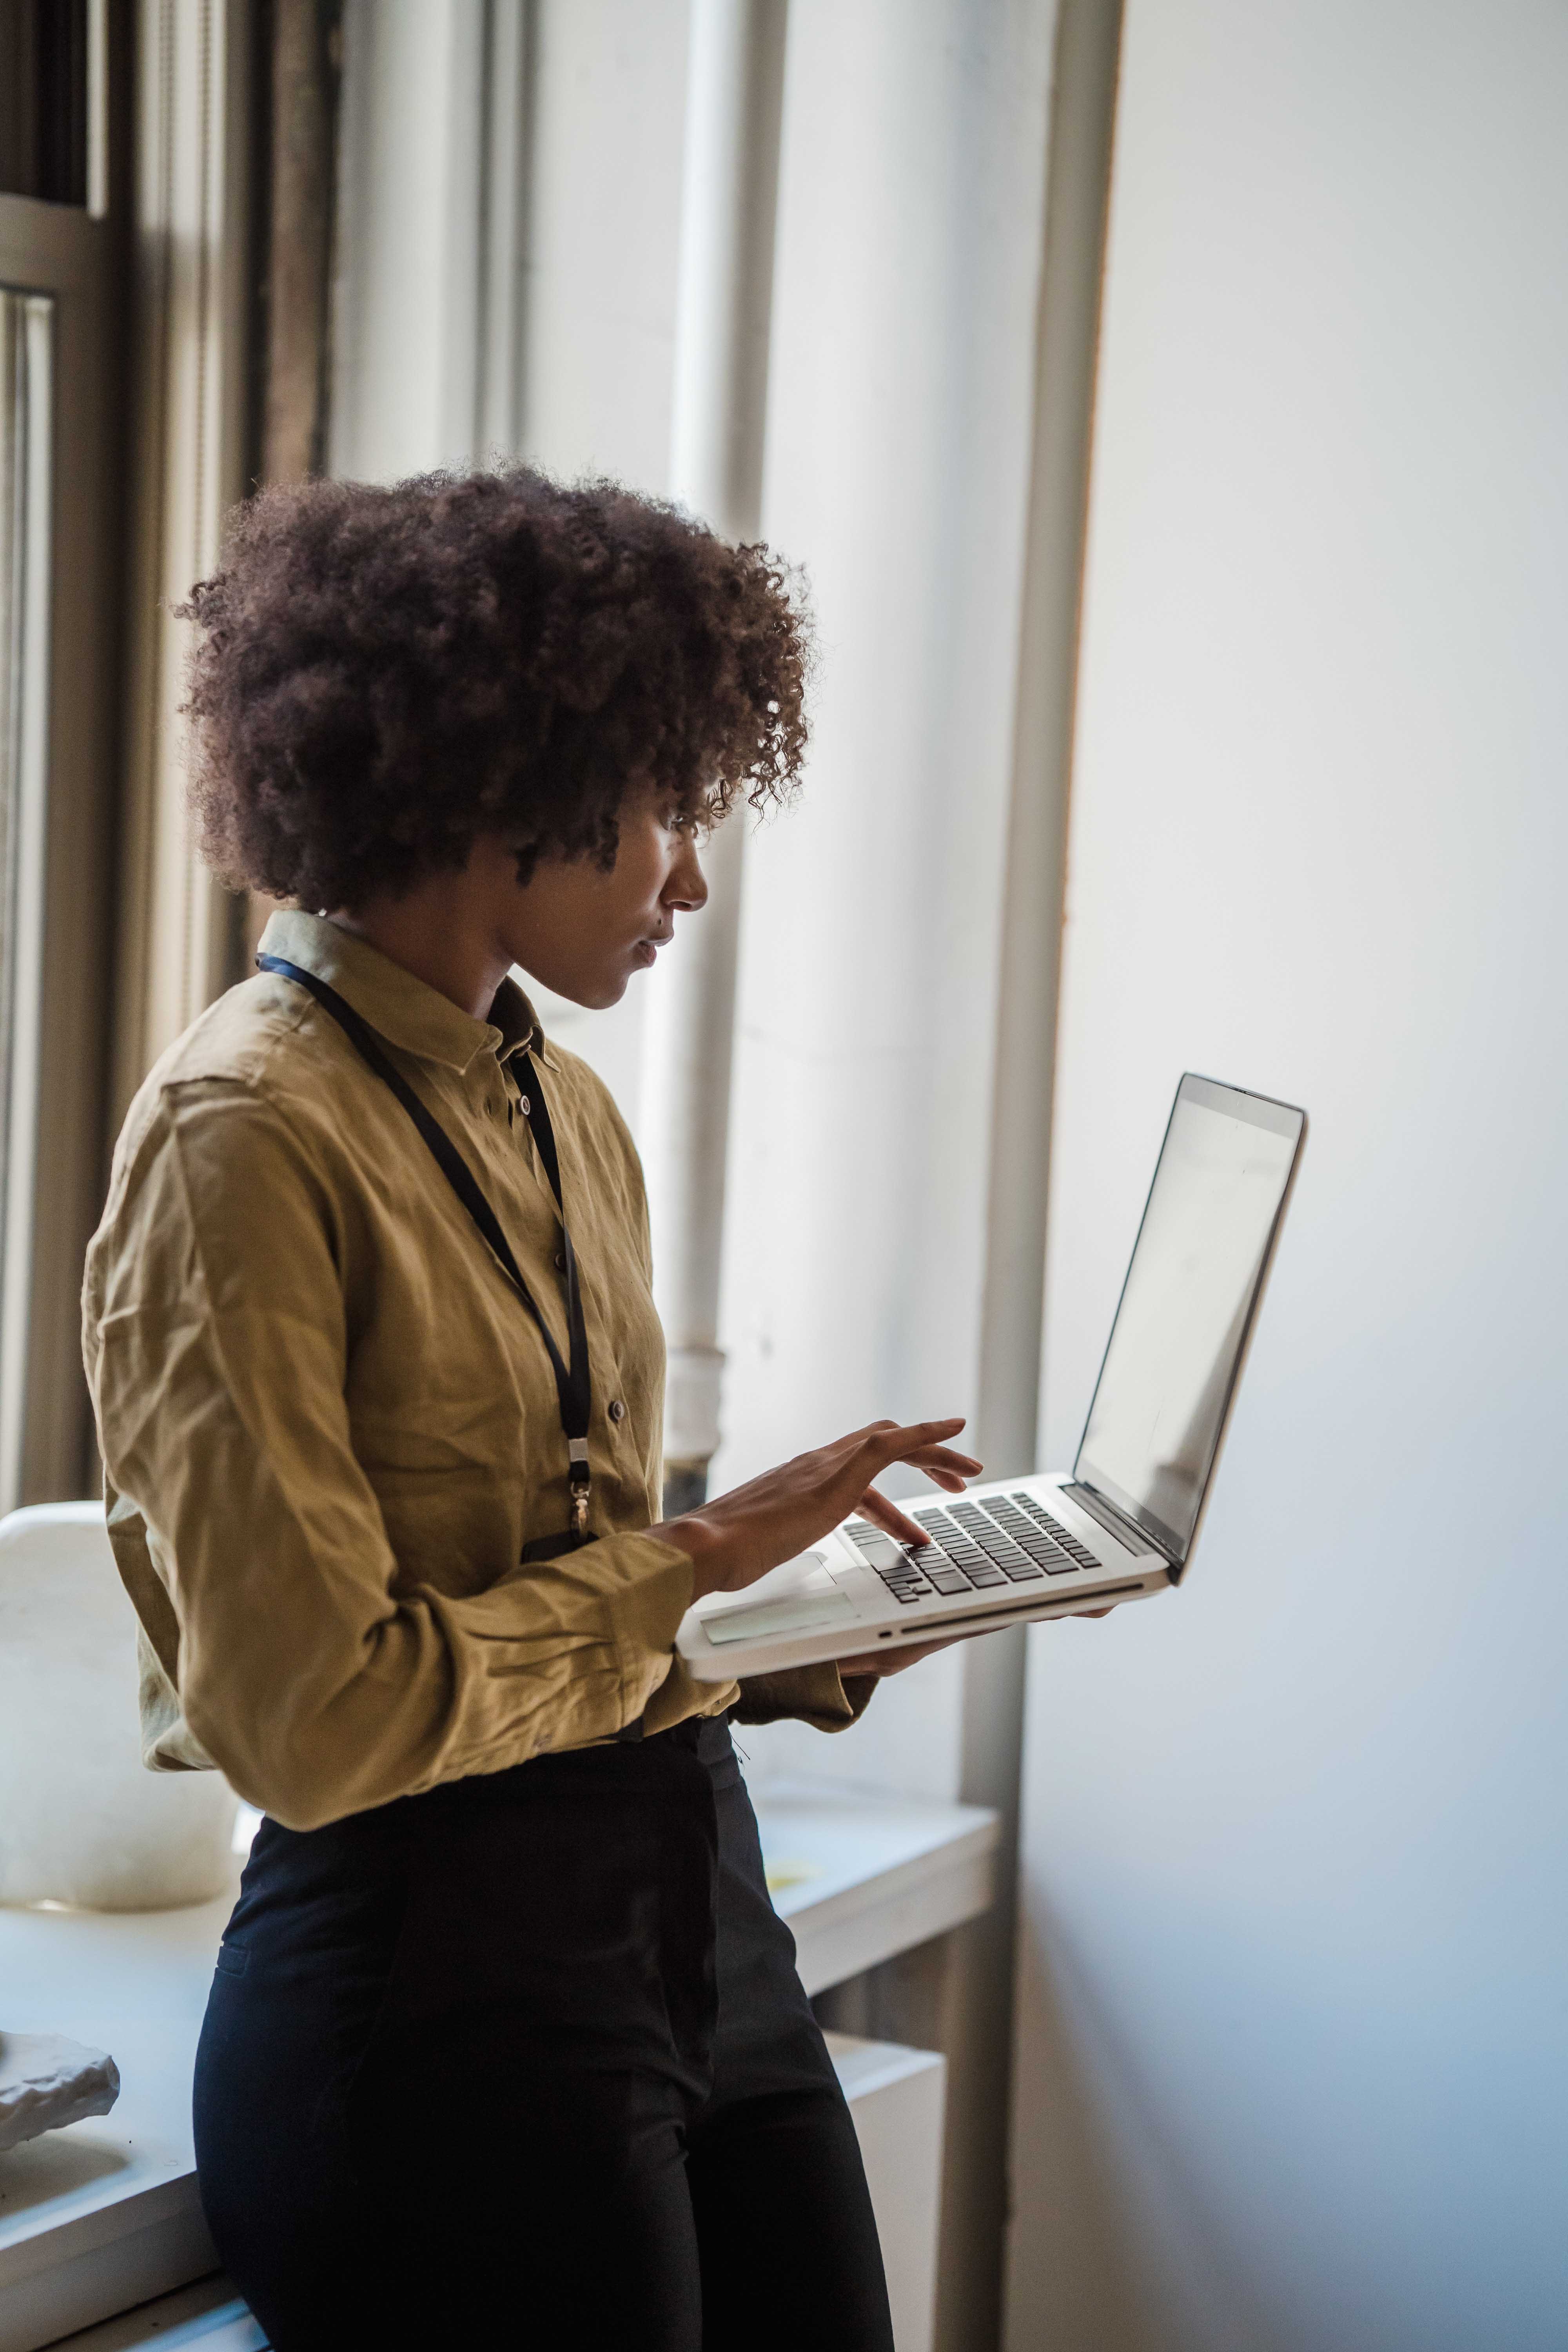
[[81, 910, 862, 1831]]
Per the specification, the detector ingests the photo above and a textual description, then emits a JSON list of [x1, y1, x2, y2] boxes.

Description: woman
[[83, 466, 979, 2350]]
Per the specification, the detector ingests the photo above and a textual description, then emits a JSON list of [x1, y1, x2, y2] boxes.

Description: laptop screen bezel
[[1073, 1072, 1306, 1566]]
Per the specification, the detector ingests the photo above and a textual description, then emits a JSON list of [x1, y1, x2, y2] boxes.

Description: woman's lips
[[632, 940, 659, 967]]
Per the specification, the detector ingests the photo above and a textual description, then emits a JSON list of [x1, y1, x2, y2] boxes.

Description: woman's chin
[[514, 961, 628, 1010]]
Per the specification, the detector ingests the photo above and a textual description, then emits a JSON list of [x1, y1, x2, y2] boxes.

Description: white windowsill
[[0, 1789, 996, 2350], [0, 1881, 239, 2352], [751, 1779, 1000, 1996]]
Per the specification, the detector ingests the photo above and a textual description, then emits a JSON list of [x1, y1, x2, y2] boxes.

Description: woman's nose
[[667, 843, 709, 913]]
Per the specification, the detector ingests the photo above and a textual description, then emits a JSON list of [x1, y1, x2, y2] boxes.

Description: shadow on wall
[[1011, 1908, 1287, 2352]]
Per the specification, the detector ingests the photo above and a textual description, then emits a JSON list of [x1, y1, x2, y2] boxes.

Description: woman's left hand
[[838, 1635, 964, 1682], [839, 1606, 1116, 1683]]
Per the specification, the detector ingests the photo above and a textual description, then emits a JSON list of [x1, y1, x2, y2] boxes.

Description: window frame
[[0, 192, 118, 1505]]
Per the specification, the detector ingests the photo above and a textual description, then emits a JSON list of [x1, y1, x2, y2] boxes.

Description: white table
[[1, 1789, 997, 2350], [751, 1780, 1000, 1997]]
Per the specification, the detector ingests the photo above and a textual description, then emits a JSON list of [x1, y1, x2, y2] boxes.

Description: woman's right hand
[[654, 1418, 982, 1603]]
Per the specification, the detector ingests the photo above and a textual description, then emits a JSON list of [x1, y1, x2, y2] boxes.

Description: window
[[0, 21, 119, 1504], [0, 0, 91, 210]]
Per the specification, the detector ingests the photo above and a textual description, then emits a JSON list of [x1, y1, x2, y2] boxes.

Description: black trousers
[[193, 1716, 895, 2350]]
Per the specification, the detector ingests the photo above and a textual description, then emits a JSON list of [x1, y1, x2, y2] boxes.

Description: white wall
[[1006, 4, 1568, 2347], [713, 0, 1052, 1505], [711, 0, 1062, 1866], [717, 21, 1062, 2337]]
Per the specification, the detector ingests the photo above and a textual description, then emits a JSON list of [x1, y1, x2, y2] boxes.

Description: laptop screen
[[1074, 1074, 1304, 1563]]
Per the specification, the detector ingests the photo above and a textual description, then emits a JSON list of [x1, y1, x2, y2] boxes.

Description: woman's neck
[[330, 884, 510, 1021]]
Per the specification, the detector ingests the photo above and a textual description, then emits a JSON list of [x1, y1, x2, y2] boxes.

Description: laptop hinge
[[1064, 1482, 1178, 1572]]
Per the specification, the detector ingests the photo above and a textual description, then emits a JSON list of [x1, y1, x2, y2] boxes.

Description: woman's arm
[[85, 1080, 694, 1831]]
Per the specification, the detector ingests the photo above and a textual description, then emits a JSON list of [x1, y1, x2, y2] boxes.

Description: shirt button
[[608, 1400, 626, 1424], [554, 1248, 566, 1272], [519, 1095, 531, 1115]]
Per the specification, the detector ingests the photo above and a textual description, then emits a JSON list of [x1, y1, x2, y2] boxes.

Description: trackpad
[[699, 1557, 858, 1646], [702, 1589, 857, 1645]]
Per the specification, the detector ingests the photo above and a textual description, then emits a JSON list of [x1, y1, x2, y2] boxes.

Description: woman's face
[[491, 783, 711, 1009]]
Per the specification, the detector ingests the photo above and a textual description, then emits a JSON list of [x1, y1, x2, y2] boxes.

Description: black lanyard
[[257, 955, 594, 1540]]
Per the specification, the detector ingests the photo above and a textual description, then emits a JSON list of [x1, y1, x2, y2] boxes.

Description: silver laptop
[[677, 1073, 1306, 1682]]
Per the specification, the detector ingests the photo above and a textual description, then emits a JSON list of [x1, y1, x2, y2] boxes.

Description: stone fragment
[[0, 2032, 120, 2153]]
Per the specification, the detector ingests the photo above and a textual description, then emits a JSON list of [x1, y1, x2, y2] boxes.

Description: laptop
[[677, 1073, 1306, 1682]]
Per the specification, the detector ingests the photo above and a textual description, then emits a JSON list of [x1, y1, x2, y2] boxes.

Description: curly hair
[[178, 466, 811, 910]]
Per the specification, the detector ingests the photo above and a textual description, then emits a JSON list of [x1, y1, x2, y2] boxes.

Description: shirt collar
[[256, 910, 560, 1075]]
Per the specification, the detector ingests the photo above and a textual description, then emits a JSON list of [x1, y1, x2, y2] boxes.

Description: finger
[[857, 1488, 931, 1548], [835, 1416, 942, 1450], [858, 1432, 980, 1493], [840, 1630, 982, 1676], [896, 1457, 983, 1499], [875, 1636, 960, 1670], [902, 1448, 984, 1478], [859, 1418, 969, 1466]]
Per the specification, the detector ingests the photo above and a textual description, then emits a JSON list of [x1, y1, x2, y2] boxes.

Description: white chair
[[0, 1503, 238, 1910]]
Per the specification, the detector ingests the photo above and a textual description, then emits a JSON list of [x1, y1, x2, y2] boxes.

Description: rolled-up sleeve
[[732, 1661, 876, 1733], [85, 1084, 692, 1831]]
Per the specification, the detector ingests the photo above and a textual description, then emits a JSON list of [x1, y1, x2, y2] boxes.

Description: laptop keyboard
[[846, 1491, 1102, 1604]]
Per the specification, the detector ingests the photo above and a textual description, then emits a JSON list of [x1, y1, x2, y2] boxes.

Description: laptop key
[[953, 1507, 1026, 1547], [974, 1533, 1033, 1569], [931, 1498, 1084, 1582], [1015, 1496, 1101, 1568]]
